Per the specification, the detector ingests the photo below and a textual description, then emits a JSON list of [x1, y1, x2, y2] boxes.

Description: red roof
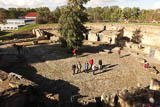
[[25, 12, 38, 17]]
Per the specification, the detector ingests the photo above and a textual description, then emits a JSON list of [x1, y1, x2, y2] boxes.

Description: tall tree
[[122, 7, 132, 20], [130, 7, 140, 21], [110, 6, 122, 22], [131, 28, 143, 44], [86, 7, 94, 21], [36, 7, 51, 24], [138, 9, 147, 21], [51, 7, 61, 23], [0, 8, 8, 24], [58, 0, 89, 49]]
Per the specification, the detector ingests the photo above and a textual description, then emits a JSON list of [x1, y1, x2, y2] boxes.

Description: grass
[[0, 24, 41, 39], [0, 23, 58, 39], [86, 22, 160, 26], [129, 22, 160, 26]]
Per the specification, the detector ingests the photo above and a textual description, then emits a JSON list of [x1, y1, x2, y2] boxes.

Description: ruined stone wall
[[123, 25, 160, 47], [86, 23, 160, 47], [88, 32, 98, 42]]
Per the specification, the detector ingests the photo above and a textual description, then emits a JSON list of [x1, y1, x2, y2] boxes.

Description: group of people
[[72, 59, 103, 75]]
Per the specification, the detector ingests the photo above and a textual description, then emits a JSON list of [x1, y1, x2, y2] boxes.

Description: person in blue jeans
[[85, 62, 89, 73]]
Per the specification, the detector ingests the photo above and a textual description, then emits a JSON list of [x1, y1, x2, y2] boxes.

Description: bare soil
[[0, 42, 160, 102]]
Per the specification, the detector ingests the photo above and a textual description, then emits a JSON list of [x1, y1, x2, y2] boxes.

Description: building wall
[[7, 19, 35, 25], [25, 17, 37, 19], [0, 24, 20, 31], [88, 32, 98, 42], [7, 20, 25, 25]]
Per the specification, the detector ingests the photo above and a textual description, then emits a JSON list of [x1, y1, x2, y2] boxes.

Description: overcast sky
[[0, 0, 160, 10]]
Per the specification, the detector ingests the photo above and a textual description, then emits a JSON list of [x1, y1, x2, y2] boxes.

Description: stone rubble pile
[[0, 70, 39, 107], [101, 79, 160, 107]]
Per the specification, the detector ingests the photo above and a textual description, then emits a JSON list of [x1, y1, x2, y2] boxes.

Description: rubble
[[101, 79, 160, 107], [0, 70, 8, 83], [0, 70, 36, 92], [0, 70, 39, 107]]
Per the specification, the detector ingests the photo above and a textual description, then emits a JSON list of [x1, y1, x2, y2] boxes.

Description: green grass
[[0, 24, 41, 39], [86, 22, 160, 26], [128, 22, 160, 26], [0, 23, 58, 39]]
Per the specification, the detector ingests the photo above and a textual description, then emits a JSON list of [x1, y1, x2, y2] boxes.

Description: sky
[[0, 0, 160, 10]]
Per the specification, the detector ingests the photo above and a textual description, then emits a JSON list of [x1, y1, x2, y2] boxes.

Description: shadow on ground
[[0, 60, 102, 107], [94, 64, 119, 75], [0, 43, 120, 107], [0, 43, 118, 64], [0, 44, 105, 107], [120, 54, 131, 58]]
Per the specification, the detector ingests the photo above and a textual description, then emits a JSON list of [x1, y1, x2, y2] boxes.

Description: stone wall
[[124, 26, 160, 47], [86, 23, 160, 47], [88, 32, 98, 42]]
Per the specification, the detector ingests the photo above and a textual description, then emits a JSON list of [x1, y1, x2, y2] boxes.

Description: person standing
[[77, 62, 82, 73], [98, 60, 102, 70], [85, 62, 89, 73], [109, 38, 112, 44], [72, 64, 76, 75], [118, 48, 121, 57], [92, 64, 97, 75], [89, 59, 93, 69], [72, 49, 76, 56], [144, 62, 149, 70]]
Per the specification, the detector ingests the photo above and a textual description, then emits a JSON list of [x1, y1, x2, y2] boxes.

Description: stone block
[[0, 70, 8, 83]]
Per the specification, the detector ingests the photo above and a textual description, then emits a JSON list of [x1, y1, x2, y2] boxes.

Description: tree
[[130, 7, 140, 21], [131, 28, 143, 44], [58, 0, 89, 49], [0, 8, 8, 24], [110, 6, 122, 22], [138, 9, 147, 21], [122, 7, 132, 20], [86, 7, 94, 21], [51, 7, 61, 23], [36, 7, 51, 24]]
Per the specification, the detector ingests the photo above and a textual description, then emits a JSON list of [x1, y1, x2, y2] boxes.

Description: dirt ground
[[0, 42, 160, 102]]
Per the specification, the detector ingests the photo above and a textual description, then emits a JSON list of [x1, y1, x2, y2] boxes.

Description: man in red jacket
[[89, 59, 93, 69], [73, 49, 76, 56]]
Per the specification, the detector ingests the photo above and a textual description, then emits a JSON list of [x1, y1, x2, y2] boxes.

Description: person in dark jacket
[[72, 64, 76, 75], [98, 60, 102, 70]]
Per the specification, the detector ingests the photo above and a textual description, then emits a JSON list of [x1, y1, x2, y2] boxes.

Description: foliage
[[0, 8, 8, 24], [58, 0, 89, 49], [131, 28, 143, 44], [51, 7, 62, 23], [86, 6, 160, 23], [0, 6, 160, 24]]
